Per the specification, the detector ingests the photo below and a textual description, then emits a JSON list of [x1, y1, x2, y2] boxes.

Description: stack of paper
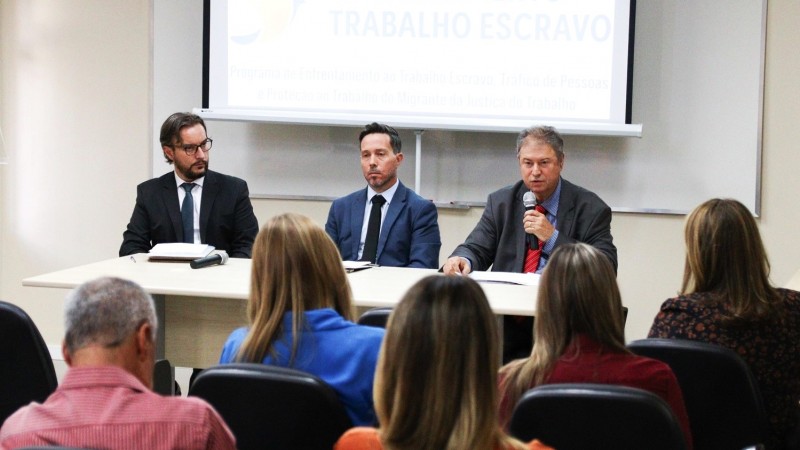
[[148, 243, 215, 261]]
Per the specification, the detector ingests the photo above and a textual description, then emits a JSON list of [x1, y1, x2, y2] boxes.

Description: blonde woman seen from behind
[[335, 275, 552, 450], [218, 213, 385, 426], [498, 243, 693, 449], [649, 198, 800, 449]]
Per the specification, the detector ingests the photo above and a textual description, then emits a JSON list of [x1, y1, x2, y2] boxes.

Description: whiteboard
[[154, 0, 765, 214]]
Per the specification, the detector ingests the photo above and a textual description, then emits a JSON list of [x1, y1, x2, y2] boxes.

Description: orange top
[[334, 427, 555, 450]]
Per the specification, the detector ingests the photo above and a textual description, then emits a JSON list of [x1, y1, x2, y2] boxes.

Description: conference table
[[22, 254, 538, 368]]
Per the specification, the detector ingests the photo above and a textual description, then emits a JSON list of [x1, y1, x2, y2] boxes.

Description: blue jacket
[[325, 181, 441, 268], [219, 309, 385, 426]]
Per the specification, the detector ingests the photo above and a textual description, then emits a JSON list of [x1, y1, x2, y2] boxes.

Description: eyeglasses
[[173, 138, 213, 156]]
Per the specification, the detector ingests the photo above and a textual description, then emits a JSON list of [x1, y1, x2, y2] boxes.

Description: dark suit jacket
[[325, 181, 441, 269], [119, 170, 259, 258], [450, 178, 617, 272]]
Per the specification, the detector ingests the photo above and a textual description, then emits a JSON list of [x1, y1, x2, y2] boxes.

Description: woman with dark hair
[[218, 213, 385, 426], [498, 243, 692, 448], [335, 275, 551, 450], [649, 198, 800, 449]]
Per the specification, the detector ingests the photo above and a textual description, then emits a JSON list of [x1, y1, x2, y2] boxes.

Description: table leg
[[152, 294, 166, 360]]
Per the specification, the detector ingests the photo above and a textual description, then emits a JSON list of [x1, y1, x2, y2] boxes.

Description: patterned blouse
[[649, 288, 800, 449]]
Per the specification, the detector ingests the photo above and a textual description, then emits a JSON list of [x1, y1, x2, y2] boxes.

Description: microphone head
[[523, 191, 536, 208], [218, 251, 229, 264]]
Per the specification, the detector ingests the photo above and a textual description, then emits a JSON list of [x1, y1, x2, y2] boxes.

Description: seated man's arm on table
[[444, 198, 501, 275]]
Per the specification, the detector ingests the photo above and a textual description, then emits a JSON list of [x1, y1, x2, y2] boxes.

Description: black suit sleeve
[[449, 195, 502, 272], [119, 184, 157, 256], [225, 180, 258, 258], [552, 199, 617, 271]]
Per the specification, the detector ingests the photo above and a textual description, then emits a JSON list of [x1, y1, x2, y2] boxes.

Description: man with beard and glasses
[[119, 112, 258, 258], [325, 122, 440, 268]]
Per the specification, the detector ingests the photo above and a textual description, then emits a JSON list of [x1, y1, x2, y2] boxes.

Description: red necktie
[[523, 205, 547, 273]]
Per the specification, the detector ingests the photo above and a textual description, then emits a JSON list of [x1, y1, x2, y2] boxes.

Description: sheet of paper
[[469, 271, 540, 286], [342, 260, 376, 272]]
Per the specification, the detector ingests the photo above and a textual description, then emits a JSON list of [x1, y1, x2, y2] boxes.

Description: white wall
[[1, 0, 799, 350], [0, 0, 152, 343]]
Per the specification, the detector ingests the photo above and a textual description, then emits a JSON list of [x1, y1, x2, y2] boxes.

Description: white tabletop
[[23, 255, 537, 316], [23, 256, 537, 367], [23, 254, 250, 299]]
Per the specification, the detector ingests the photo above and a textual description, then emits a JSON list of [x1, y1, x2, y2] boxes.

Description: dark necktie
[[181, 182, 196, 244], [523, 204, 548, 273], [361, 195, 386, 263]]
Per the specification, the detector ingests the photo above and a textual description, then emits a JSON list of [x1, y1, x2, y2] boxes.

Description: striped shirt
[[0, 366, 235, 450]]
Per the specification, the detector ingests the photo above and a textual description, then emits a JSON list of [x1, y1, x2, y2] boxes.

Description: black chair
[[188, 363, 352, 450], [152, 359, 175, 395], [628, 338, 769, 450], [357, 307, 392, 328], [0, 301, 58, 426], [508, 383, 688, 450]]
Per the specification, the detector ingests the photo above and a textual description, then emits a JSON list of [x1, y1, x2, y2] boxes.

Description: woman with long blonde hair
[[498, 243, 692, 448], [335, 275, 551, 450], [649, 198, 800, 449], [219, 213, 385, 426]]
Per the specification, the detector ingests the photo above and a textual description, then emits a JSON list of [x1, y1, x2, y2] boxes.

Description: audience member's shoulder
[[134, 389, 221, 425], [0, 402, 39, 437], [658, 294, 708, 314], [523, 439, 556, 450], [352, 322, 386, 340], [777, 287, 800, 306], [626, 353, 680, 387], [224, 326, 248, 340], [219, 327, 248, 363], [630, 353, 674, 372], [334, 427, 382, 450]]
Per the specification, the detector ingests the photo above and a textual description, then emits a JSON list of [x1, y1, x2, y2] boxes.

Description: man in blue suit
[[325, 123, 441, 268]]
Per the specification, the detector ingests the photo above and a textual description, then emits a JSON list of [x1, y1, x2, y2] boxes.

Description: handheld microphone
[[190, 251, 229, 269], [523, 191, 538, 250]]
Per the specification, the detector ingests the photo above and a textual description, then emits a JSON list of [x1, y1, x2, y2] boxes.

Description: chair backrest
[[188, 363, 352, 450], [152, 359, 174, 396], [628, 338, 769, 450], [508, 383, 688, 450], [357, 307, 392, 328], [0, 301, 58, 426]]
